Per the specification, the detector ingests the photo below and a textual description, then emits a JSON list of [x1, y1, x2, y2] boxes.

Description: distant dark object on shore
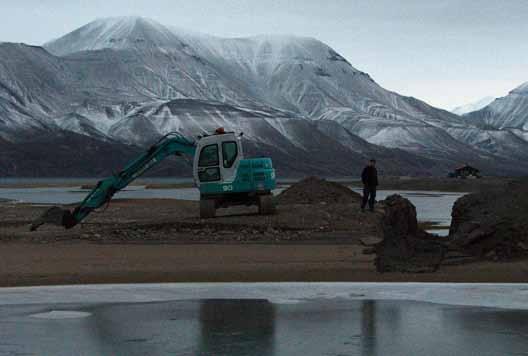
[[448, 165, 481, 179]]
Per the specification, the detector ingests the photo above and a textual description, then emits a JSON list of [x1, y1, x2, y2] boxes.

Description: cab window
[[198, 167, 220, 182], [198, 144, 219, 167], [222, 141, 238, 168]]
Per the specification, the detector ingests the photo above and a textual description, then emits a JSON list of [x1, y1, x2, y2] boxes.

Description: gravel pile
[[278, 177, 361, 205]]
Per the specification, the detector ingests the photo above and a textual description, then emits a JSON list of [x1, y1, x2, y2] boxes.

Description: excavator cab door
[[196, 143, 222, 183], [194, 133, 243, 188], [219, 138, 242, 183]]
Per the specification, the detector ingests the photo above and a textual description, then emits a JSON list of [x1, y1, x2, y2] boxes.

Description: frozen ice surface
[[30, 310, 92, 319], [1, 283, 528, 310]]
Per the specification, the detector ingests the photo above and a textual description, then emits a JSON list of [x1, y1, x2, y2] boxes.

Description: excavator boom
[[31, 132, 196, 231]]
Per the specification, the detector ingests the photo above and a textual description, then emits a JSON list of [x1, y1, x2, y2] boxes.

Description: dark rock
[[463, 226, 496, 245], [376, 194, 446, 273], [382, 194, 418, 238], [363, 247, 376, 255], [450, 179, 528, 260]]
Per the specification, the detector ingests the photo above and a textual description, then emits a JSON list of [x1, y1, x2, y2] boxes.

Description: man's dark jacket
[[361, 166, 378, 187]]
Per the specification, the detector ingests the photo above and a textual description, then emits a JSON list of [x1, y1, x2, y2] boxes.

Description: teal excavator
[[31, 129, 276, 231]]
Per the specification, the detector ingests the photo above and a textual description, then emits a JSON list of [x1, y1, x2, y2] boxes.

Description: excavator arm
[[31, 132, 196, 231]]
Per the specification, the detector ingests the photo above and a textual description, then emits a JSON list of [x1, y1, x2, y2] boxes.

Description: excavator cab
[[193, 130, 276, 218], [194, 131, 242, 188]]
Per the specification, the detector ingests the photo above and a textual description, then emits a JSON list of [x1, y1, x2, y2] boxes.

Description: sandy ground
[[0, 242, 527, 287], [0, 194, 527, 286]]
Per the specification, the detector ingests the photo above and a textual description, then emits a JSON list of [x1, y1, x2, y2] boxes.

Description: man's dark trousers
[[361, 185, 376, 211]]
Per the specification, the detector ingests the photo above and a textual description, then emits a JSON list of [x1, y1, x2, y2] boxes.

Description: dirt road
[[1, 241, 527, 287]]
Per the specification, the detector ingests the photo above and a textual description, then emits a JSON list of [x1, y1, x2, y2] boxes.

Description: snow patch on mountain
[[447, 127, 528, 160], [512, 81, 528, 94], [464, 83, 528, 130], [452, 96, 495, 115], [44, 17, 187, 55]]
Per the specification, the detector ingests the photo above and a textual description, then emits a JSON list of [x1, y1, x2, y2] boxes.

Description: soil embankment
[[0, 177, 526, 286], [450, 179, 528, 260]]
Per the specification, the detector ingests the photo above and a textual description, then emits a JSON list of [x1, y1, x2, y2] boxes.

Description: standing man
[[361, 159, 378, 212]]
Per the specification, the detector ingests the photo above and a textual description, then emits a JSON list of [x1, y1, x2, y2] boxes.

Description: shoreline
[[0, 176, 513, 192], [0, 178, 525, 287]]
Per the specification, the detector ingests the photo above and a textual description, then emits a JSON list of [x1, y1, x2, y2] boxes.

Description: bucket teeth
[[30, 207, 73, 231]]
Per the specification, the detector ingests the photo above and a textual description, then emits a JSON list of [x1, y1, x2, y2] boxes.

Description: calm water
[[351, 189, 464, 236], [1, 283, 527, 356], [1, 298, 527, 356], [0, 179, 464, 236]]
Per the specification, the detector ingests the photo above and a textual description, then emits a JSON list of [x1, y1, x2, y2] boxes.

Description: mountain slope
[[460, 83, 528, 164], [43, 17, 480, 163], [45, 17, 187, 55], [447, 127, 528, 161], [452, 96, 494, 115], [0, 43, 434, 176], [0, 17, 526, 176], [464, 83, 528, 130]]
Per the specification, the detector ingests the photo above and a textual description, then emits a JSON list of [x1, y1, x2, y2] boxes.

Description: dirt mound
[[450, 179, 528, 260], [278, 177, 361, 205], [375, 195, 446, 273]]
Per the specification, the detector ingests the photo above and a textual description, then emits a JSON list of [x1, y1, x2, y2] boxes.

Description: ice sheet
[[1, 283, 527, 310]]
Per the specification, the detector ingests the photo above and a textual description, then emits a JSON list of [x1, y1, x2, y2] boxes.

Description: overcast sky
[[1, 0, 527, 110]]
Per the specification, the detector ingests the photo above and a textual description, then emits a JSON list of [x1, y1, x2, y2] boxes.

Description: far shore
[[0, 176, 513, 192]]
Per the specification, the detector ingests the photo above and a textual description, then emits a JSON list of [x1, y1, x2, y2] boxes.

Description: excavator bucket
[[30, 206, 75, 231]]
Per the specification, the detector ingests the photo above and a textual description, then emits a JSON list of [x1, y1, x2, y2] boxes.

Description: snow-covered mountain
[[41, 18, 473, 158], [45, 17, 187, 55], [452, 96, 495, 115], [447, 126, 528, 161], [458, 83, 528, 163], [1, 16, 527, 176], [0, 44, 435, 176], [464, 83, 528, 130]]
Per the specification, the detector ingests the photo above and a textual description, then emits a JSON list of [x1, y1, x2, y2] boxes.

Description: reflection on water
[[1, 298, 528, 355], [361, 300, 377, 355], [199, 299, 275, 355]]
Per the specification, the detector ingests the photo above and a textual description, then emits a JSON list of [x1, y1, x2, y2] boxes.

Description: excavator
[[31, 128, 276, 231]]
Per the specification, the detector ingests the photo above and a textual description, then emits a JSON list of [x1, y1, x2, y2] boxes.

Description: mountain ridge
[[464, 82, 528, 131], [452, 96, 495, 116], [1, 17, 527, 176]]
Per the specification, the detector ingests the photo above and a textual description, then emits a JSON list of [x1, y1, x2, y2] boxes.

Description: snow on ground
[[30, 310, 92, 319]]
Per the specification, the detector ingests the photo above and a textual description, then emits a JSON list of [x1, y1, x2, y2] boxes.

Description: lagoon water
[[351, 189, 463, 236], [0, 283, 527, 356]]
